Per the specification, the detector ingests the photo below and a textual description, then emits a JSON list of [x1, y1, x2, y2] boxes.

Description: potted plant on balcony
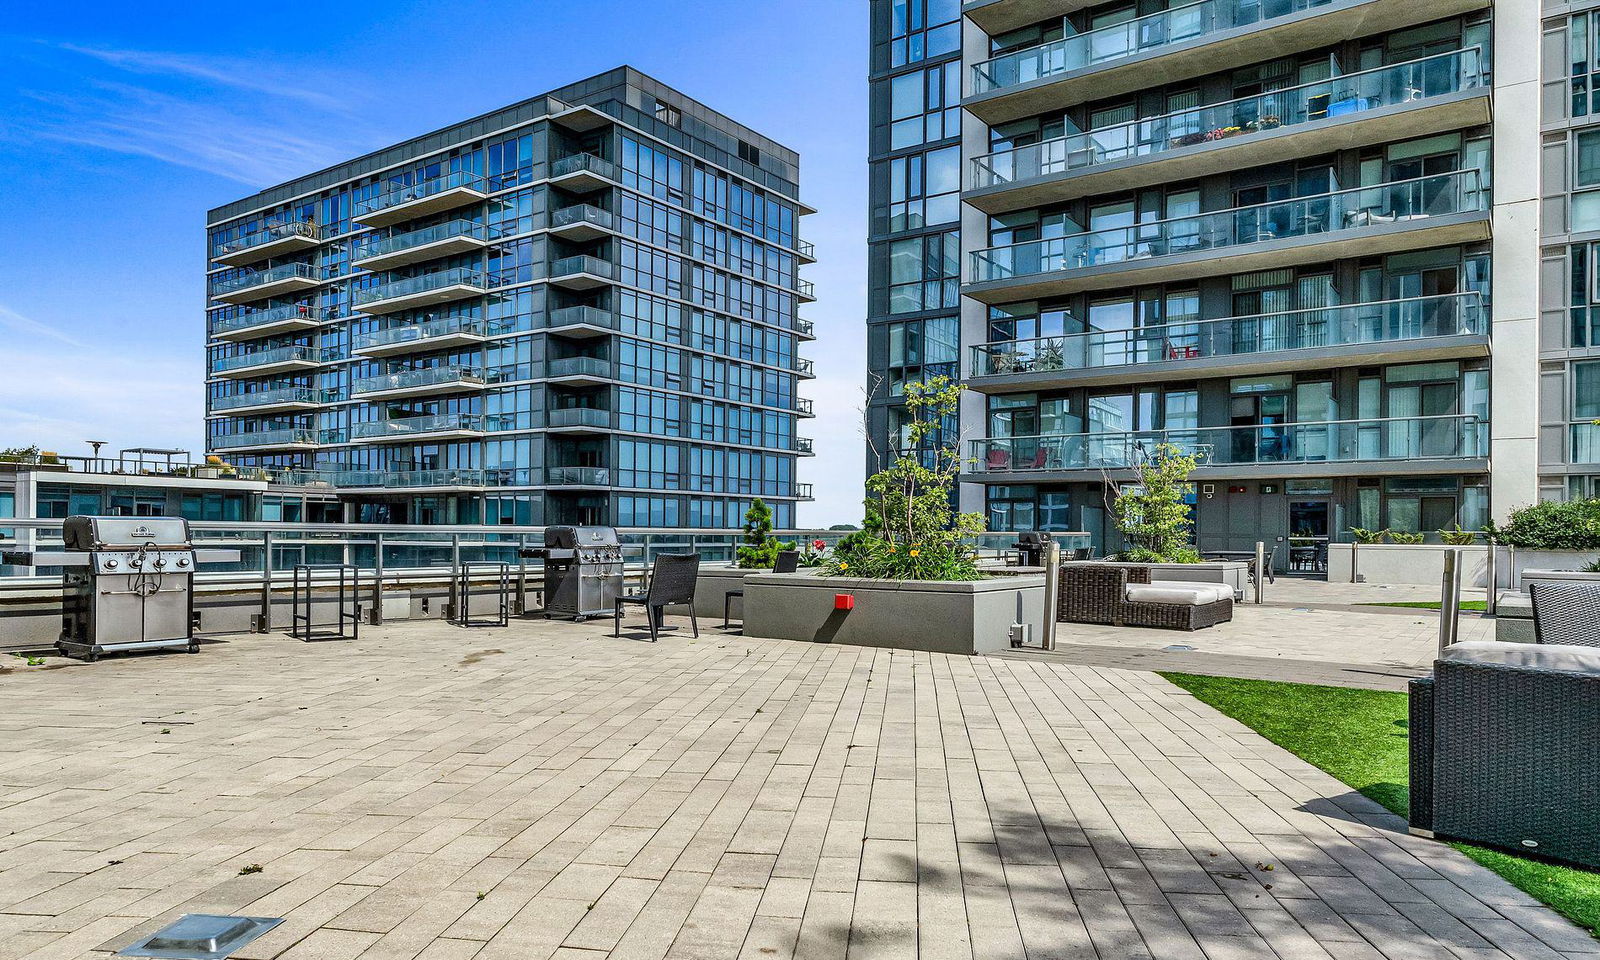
[[1035, 339, 1066, 372], [740, 376, 1049, 654]]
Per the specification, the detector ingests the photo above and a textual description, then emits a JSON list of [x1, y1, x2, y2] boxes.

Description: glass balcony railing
[[796, 483, 815, 500], [796, 319, 815, 337], [970, 415, 1486, 472], [974, 0, 1354, 94], [211, 345, 318, 374], [547, 306, 618, 330], [549, 407, 612, 429], [972, 50, 1485, 188], [354, 170, 486, 218], [797, 278, 816, 299], [551, 204, 614, 231], [971, 293, 1485, 377], [797, 398, 815, 416], [331, 469, 496, 489], [548, 466, 612, 485], [550, 255, 616, 280], [215, 220, 318, 258], [351, 365, 486, 395], [212, 262, 318, 297], [352, 220, 489, 262], [552, 153, 618, 181], [210, 386, 319, 412], [352, 268, 487, 309], [350, 413, 492, 440], [970, 170, 1484, 283], [795, 358, 816, 376], [212, 303, 323, 337], [797, 438, 815, 454], [796, 238, 816, 260], [211, 427, 318, 450], [549, 356, 613, 379], [353, 316, 487, 352]]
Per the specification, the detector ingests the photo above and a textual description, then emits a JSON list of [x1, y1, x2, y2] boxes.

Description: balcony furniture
[[1530, 581, 1600, 646], [986, 449, 1011, 471], [1410, 641, 1600, 870], [1058, 563, 1233, 631], [615, 553, 701, 643], [723, 551, 798, 628], [1010, 532, 1052, 567]]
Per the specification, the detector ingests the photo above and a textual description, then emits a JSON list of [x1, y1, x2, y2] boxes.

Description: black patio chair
[[1530, 581, 1600, 647], [615, 553, 701, 642], [724, 550, 798, 628]]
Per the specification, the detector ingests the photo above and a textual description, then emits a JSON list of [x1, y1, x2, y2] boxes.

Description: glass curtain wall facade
[[205, 68, 816, 527], [868, 0, 1542, 561]]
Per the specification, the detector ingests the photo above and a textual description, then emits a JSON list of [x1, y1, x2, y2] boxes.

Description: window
[[886, 146, 960, 232], [887, 231, 959, 314], [888, 62, 961, 149], [885, 315, 957, 396], [888, 0, 960, 67], [737, 140, 761, 166], [1580, 130, 1600, 186], [653, 100, 681, 128], [1575, 360, 1600, 463]]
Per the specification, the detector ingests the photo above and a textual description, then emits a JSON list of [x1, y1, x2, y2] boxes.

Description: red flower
[[813, 539, 826, 550]]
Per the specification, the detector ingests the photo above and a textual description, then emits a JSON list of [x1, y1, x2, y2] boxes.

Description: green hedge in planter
[[1485, 499, 1600, 550]]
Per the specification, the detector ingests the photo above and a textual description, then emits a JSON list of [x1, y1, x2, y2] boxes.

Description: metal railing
[[973, 49, 1485, 188], [797, 437, 815, 454], [797, 397, 815, 416], [551, 204, 614, 231], [349, 413, 496, 441], [212, 262, 318, 297], [548, 407, 612, 429], [795, 318, 815, 337], [211, 345, 319, 375], [552, 153, 617, 181], [210, 428, 319, 450], [215, 220, 318, 257], [970, 293, 1486, 377], [971, 170, 1484, 281], [351, 365, 487, 396], [547, 306, 618, 330], [796, 238, 816, 259], [550, 255, 616, 280], [212, 303, 323, 337], [354, 170, 485, 218], [549, 356, 613, 379], [210, 386, 320, 412], [353, 316, 487, 352], [353, 220, 490, 261], [797, 278, 816, 298], [547, 466, 612, 485], [352, 268, 487, 308], [970, 415, 1487, 471]]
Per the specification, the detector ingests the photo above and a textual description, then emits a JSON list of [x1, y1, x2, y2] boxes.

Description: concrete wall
[[742, 573, 1046, 655], [1326, 544, 1599, 588]]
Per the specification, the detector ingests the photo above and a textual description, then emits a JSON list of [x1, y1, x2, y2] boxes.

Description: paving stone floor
[[0, 618, 1592, 960]]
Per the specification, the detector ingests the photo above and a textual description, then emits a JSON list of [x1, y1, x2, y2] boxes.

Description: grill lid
[[64, 516, 193, 551]]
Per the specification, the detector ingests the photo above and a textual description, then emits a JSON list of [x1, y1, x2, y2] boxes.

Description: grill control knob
[[154, 557, 167, 568], [103, 559, 118, 570], [177, 558, 190, 568]]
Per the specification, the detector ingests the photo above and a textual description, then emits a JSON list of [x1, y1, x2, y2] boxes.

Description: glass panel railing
[[973, 49, 1485, 188], [352, 268, 486, 308], [354, 170, 485, 217], [547, 306, 618, 330], [549, 407, 612, 429], [551, 204, 614, 231], [971, 170, 1483, 282], [350, 413, 492, 440], [211, 427, 318, 450], [796, 319, 816, 337], [212, 303, 323, 336], [551, 255, 615, 280], [796, 358, 815, 376], [211, 387, 319, 412], [549, 357, 613, 379], [797, 438, 815, 454], [548, 466, 612, 485], [353, 316, 487, 351], [353, 220, 488, 261], [211, 345, 318, 374], [797, 239, 816, 259], [351, 365, 485, 395], [216, 220, 318, 257], [973, 0, 1352, 93], [797, 278, 816, 298], [213, 262, 317, 296], [552, 153, 617, 181], [332, 469, 494, 488], [969, 415, 1486, 471], [797, 398, 815, 416], [971, 293, 1485, 376]]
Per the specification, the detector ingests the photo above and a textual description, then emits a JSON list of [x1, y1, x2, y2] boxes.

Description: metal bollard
[[1438, 548, 1462, 656], [1254, 541, 1266, 604], [1040, 540, 1060, 651], [1485, 541, 1497, 616]]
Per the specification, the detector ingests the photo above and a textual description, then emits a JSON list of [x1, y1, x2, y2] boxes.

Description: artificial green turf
[[1356, 600, 1487, 611], [1160, 672, 1600, 938]]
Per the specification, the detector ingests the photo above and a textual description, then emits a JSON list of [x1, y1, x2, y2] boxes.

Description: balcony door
[[1386, 151, 1458, 217], [1387, 380, 1458, 459], [1389, 266, 1460, 337], [1230, 391, 1289, 464]]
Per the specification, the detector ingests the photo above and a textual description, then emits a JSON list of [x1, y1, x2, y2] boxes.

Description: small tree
[[736, 498, 793, 569], [1111, 442, 1200, 563]]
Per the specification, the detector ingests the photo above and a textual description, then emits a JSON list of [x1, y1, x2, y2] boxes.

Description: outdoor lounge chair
[[614, 553, 700, 642], [723, 550, 798, 628], [1529, 580, 1600, 646], [1057, 563, 1232, 631], [1410, 640, 1600, 870]]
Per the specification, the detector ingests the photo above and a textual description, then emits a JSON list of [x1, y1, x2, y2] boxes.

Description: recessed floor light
[[117, 914, 282, 959]]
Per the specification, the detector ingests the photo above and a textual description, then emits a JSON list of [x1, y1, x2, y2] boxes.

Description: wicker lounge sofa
[[1058, 563, 1233, 631], [1410, 640, 1600, 870]]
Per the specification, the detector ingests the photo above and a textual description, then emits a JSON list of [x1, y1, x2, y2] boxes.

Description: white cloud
[[0, 304, 83, 348]]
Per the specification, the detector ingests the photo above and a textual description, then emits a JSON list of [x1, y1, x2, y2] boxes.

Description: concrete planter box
[[1063, 560, 1250, 599], [1328, 543, 1493, 587], [1501, 550, 1600, 590], [741, 572, 1046, 655], [669, 563, 826, 621]]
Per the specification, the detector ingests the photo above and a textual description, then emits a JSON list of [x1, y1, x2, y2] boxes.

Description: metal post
[[371, 533, 384, 626], [1040, 539, 1060, 651], [1485, 540, 1497, 616], [1253, 540, 1266, 604], [516, 533, 529, 616], [449, 534, 461, 621], [258, 531, 273, 632], [1438, 547, 1462, 656]]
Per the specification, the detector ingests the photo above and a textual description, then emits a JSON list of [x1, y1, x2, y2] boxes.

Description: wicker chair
[[1411, 658, 1600, 870], [723, 550, 798, 628], [615, 553, 700, 642], [1530, 580, 1600, 646], [1057, 564, 1233, 631]]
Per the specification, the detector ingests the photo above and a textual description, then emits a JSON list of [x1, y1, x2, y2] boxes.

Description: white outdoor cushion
[[1126, 584, 1211, 606], [1444, 639, 1600, 675], [1148, 580, 1233, 604]]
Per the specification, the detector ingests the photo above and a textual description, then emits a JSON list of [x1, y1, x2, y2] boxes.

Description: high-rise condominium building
[[205, 67, 815, 528], [865, 0, 1586, 558]]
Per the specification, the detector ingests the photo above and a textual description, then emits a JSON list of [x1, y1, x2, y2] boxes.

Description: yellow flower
[[839, 562, 849, 570], [909, 549, 920, 557]]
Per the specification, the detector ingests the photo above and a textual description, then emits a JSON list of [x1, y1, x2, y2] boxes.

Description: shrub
[[1386, 531, 1424, 545], [1438, 525, 1478, 546], [1349, 527, 1387, 545], [736, 499, 795, 569], [1111, 443, 1202, 563], [1484, 499, 1600, 550]]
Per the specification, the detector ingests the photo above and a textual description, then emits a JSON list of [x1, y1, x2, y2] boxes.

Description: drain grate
[[118, 914, 282, 959]]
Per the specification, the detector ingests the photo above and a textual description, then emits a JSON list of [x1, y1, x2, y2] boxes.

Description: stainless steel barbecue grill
[[9, 516, 238, 661], [522, 525, 623, 621]]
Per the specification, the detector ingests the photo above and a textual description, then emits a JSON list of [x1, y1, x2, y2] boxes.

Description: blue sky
[[0, 0, 868, 526]]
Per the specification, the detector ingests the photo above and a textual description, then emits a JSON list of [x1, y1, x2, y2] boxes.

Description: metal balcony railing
[[970, 293, 1486, 376], [547, 306, 618, 330], [210, 386, 320, 412], [211, 345, 318, 375], [212, 303, 323, 337], [969, 415, 1487, 472], [797, 438, 815, 454], [547, 466, 612, 485], [550, 255, 616, 280], [211, 427, 319, 450], [351, 365, 486, 396], [552, 153, 618, 181], [972, 49, 1485, 188], [212, 262, 318, 297], [350, 413, 494, 440], [970, 170, 1484, 282], [215, 220, 318, 258], [353, 316, 487, 352], [551, 204, 614, 231], [548, 356, 613, 379], [352, 268, 486, 309], [352, 220, 489, 261], [548, 407, 612, 429], [354, 170, 485, 218]]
